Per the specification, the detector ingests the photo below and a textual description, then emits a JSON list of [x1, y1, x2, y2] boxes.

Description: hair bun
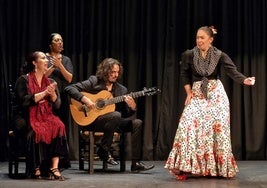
[[209, 25, 218, 35]]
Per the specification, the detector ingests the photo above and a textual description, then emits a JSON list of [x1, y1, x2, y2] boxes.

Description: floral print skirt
[[165, 79, 239, 178]]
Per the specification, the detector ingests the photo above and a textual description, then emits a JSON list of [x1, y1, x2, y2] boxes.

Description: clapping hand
[[51, 55, 62, 68], [46, 82, 57, 97]]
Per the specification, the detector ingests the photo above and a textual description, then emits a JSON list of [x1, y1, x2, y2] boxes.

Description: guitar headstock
[[143, 87, 161, 96]]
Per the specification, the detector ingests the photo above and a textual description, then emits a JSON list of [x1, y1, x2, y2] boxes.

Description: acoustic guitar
[[70, 87, 161, 126]]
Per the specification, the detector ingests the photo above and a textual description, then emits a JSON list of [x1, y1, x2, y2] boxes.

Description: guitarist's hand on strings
[[81, 96, 96, 110], [124, 95, 136, 111]]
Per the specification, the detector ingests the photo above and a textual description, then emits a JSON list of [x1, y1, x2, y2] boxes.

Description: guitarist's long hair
[[96, 58, 124, 82]]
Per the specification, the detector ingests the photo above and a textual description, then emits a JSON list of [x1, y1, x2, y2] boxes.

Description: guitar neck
[[105, 91, 146, 105]]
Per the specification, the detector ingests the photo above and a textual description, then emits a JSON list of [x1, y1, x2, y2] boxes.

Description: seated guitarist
[[64, 58, 154, 172]]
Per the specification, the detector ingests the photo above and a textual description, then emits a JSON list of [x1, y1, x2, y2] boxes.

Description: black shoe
[[105, 154, 119, 166], [131, 161, 155, 172], [97, 148, 119, 166]]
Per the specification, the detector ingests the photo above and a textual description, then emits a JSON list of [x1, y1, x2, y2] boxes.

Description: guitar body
[[70, 90, 115, 126]]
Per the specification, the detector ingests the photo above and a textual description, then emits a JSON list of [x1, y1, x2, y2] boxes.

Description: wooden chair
[[8, 84, 32, 178], [78, 128, 128, 174], [78, 129, 127, 174], [8, 132, 29, 178]]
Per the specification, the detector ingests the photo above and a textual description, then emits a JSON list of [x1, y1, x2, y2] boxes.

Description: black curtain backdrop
[[0, 0, 266, 161]]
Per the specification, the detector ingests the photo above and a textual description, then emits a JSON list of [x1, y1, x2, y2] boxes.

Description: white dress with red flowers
[[165, 80, 239, 178]]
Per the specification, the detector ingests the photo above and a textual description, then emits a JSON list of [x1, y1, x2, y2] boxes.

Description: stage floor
[[0, 160, 266, 188]]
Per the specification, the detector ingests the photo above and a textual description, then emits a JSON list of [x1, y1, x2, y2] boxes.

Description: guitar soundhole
[[96, 100, 105, 109]]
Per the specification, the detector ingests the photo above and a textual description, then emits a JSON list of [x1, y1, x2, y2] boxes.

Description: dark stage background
[[0, 0, 266, 161]]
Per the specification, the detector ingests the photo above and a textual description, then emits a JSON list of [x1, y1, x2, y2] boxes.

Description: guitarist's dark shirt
[[64, 75, 135, 118]]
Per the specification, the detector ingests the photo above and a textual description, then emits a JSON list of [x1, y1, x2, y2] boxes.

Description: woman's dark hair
[[198, 26, 218, 38], [48, 33, 60, 45], [96, 58, 123, 81], [47, 33, 63, 52], [20, 51, 41, 74]]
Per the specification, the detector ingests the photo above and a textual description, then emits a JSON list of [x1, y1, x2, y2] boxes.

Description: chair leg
[[8, 160, 13, 176], [14, 160, 19, 175], [89, 131, 94, 174], [103, 161, 108, 170], [78, 130, 84, 170], [119, 133, 126, 172]]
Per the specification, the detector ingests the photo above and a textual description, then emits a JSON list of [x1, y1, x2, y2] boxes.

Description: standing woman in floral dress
[[165, 26, 255, 180]]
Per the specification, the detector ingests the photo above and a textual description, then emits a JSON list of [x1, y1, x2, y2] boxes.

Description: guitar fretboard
[[105, 91, 145, 106]]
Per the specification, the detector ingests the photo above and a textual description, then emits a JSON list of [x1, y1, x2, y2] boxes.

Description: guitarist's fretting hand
[[124, 96, 136, 111], [81, 95, 96, 110]]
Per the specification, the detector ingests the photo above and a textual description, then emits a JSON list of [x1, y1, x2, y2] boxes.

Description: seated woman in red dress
[[14, 51, 70, 180]]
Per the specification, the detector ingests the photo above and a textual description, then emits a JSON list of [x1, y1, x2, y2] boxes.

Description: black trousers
[[89, 111, 143, 161], [117, 118, 142, 160]]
